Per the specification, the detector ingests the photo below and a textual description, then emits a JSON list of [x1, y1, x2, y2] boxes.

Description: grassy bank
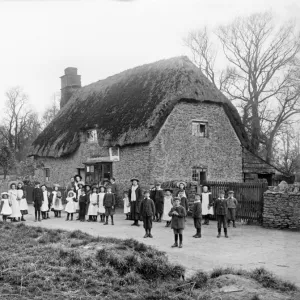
[[0, 222, 298, 300]]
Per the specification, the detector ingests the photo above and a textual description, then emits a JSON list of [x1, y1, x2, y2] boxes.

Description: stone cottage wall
[[148, 102, 243, 184], [263, 191, 300, 230]]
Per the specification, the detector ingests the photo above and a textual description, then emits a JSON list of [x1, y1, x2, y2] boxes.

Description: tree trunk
[[251, 102, 260, 153]]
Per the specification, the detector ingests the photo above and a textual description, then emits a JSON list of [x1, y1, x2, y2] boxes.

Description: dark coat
[[32, 187, 43, 210], [192, 201, 202, 219], [169, 205, 186, 230], [103, 193, 116, 208], [150, 189, 164, 214], [128, 185, 143, 213], [85, 191, 92, 215], [140, 198, 156, 217], [214, 198, 228, 215], [180, 197, 189, 212], [176, 188, 189, 199], [110, 183, 119, 195], [79, 194, 87, 204]]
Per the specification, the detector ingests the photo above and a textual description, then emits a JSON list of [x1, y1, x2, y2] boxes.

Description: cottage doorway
[[84, 162, 112, 186]]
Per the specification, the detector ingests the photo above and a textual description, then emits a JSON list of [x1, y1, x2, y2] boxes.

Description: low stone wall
[[263, 191, 300, 230]]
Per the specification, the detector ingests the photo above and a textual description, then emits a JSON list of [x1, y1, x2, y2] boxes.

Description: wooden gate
[[203, 181, 268, 223]]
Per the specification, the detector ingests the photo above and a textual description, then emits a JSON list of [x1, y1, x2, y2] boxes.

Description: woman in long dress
[[128, 178, 143, 226], [0, 192, 12, 222], [162, 188, 174, 227], [201, 185, 214, 225], [17, 181, 28, 221], [98, 186, 106, 223], [41, 185, 50, 219], [8, 182, 21, 222]]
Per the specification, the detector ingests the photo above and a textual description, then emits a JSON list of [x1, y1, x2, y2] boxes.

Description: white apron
[[0, 198, 12, 216], [123, 196, 131, 214], [98, 193, 105, 214], [162, 196, 173, 221], [17, 189, 28, 211], [9, 189, 22, 218], [41, 191, 49, 212], [202, 192, 214, 215], [65, 197, 76, 213], [87, 193, 98, 216], [52, 191, 63, 211]]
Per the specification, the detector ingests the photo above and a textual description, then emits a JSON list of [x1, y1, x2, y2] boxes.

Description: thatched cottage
[[29, 56, 280, 191]]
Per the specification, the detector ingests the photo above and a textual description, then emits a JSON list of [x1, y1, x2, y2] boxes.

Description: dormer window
[[87, 129, 98, 143], [192, 121, 208, 137]]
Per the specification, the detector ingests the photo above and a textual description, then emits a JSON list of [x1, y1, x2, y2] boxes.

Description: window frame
[[86, 129, 98, 143], [191, 120, 208, 138], [44, 168, 50, 182]]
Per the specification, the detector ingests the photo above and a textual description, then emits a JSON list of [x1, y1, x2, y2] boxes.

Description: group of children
[[1, 178, 238, 249]]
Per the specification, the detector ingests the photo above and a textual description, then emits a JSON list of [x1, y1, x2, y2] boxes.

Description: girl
[[201, 185, 213, 225], [17, 181, 28, 221], [65, 190, 77, 221], [8, 182, 21, 222], [162, 189, 173, 227], [123, 191, 130, 220], [51, 184, 63, 217], [98, 186, 106, 223], [41, 185, 50, 219], [75, 181, 84, 220], [87, 186, 98, 222], [176, 181, 189, 199], [0, 192, 12, 222], [85, 184, 92, 220]]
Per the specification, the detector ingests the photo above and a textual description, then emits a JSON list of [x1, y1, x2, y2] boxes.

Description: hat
[[9, 181, 17, 189], [228, 190, 234, 194], [176, 181, 187, 188], [1, 192, 9, 197], [92, 185, 98, 190], [17, 181, 24, 187], [74, 174, 82, 181], [219, 190, 225, 194], [173, 197, 181, 201], [53, 183, 60, 188], [143, 190, 150, 194], [99, 185, 106, 190], [34, 181, 40, 185], [67, 190, 75, 197], [164, 188, 173, 193], [84, 184, 91, 189], [130, 178, 139, 183], [154, 181, 161, 186]]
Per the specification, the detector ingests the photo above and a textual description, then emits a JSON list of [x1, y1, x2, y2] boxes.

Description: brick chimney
[[60, 67, 81, 109]]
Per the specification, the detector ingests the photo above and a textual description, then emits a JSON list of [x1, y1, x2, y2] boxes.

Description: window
[[109, 147, 120, 161], [87, 129, 98, 143], [192, 166, 207, 184], [192, 121, 208, 137], [44, 168, 50, 182]]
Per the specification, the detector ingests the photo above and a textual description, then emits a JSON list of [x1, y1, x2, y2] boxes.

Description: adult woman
[[8, 182, 21, 222], [17, 181, 28, 221], [201, 185, 214, 225], [128, 178, 143, 226]]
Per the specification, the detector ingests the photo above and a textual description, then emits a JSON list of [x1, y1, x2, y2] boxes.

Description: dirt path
[[24, 206, 300, 287]]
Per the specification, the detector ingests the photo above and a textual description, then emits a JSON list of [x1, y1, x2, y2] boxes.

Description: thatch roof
[[30, 56, 251, 158]]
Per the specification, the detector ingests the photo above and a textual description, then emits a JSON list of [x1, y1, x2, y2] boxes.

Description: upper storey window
[[87, 129, 98, 143], [192, 121, 208, 137]]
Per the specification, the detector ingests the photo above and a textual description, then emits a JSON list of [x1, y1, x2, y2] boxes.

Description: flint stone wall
[[263, 191, 300, 230]]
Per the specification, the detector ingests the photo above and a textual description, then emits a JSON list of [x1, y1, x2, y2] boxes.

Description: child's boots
[[217, 228, 221, 238], [233, 221, 236, 228], [104, 217, 108, 225], [196, 229, 201, 238], [111, 217, 114, 225], [224, 228, 229, 238]]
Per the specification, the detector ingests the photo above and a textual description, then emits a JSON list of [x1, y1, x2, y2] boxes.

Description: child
[[169, 197, 186, 248], [178, 190, 189, 221], [98, 186, 106, 223], [162, 189, 173, 227], [214, 190, 228, 238], [85, 184, 92, 221], [227, 190, 238, 228], [201, 185, 213, 225], [87, 186, 98, 222], [47, 191, 52, 216], [75, 181, 84, 220], [51, 184, 63, 218], [123, 191, 130, 220], [79, 189, 87, 222], [40, 185, 50, 219], [140, 190, 156, 238], [103, 186, 115, 225], [192, 194, 202, 238], [150, 182, 164, 222], [65, 190, 77, 221], [8, 182, 21, 222], [0, 192, 12, 222], [17, 181, 28, 221], [32, 181, 43, 222]]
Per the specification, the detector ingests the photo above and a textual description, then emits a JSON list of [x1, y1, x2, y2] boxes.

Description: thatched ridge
[[30, 56, 250, 157]]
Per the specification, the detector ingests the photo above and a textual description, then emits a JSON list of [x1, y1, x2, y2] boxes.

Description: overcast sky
[[0, 0, 299, 115]]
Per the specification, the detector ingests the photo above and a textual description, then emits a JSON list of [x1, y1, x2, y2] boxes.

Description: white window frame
[[192, 121, 208, 137], [109, 147, 120, 161], [86, 129, 98, 143], [44, 168, 50, 182]]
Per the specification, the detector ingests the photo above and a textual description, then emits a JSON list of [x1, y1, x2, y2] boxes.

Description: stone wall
[[149, 101, 243, 184], [263, 191, 300, 230]]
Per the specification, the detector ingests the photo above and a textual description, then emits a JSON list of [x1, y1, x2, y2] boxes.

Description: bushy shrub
[[188, 271, 208, 289]]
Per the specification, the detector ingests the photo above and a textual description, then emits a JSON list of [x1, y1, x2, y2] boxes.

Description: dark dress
[[192, 201, 202, 229], [180, 197, 189, 213], [150, 189, 164, 215], [79, 194, 87, 220], [128, 185, 143, 221], [214, 198, 228, 229], [169, 205, 186, 231], [32, 187, 43, 210], [140, 198, 156, 229]]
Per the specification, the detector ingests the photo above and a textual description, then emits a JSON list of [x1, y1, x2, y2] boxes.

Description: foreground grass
[[0, 223, 298, 300]]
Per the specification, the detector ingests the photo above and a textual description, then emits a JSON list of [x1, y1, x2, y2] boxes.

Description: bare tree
[[41, 92, 60, 129], [185, 12, 300, 163]]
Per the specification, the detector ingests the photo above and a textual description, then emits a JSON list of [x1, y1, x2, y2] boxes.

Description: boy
[[227, 190, 238, 228], [32, 181, 43, 222], [169, 197, 186, 248], [140, 190, 156, 238], [214, 190, 228, 238], [192, 194, 202, 238], [79, 189, 87, 221], [103, 186, 115, 225]]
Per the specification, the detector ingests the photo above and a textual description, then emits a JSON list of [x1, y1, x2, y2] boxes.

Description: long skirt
[[79, 202, 86, 220], [162, 198, 172, 221], [87, 203, 98, 216], [19, 198, 28, 215], [130, 201, 139, 221], [9, 198, 22, 218]]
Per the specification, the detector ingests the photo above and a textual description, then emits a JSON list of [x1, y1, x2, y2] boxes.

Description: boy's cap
[[34, 181, 40, 185], [164, 188, 173, 193], [228, 190, 234, 194], [144, 190, 150, 194], [174, 197, 180, 201], [219, 190, 225, 194]]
